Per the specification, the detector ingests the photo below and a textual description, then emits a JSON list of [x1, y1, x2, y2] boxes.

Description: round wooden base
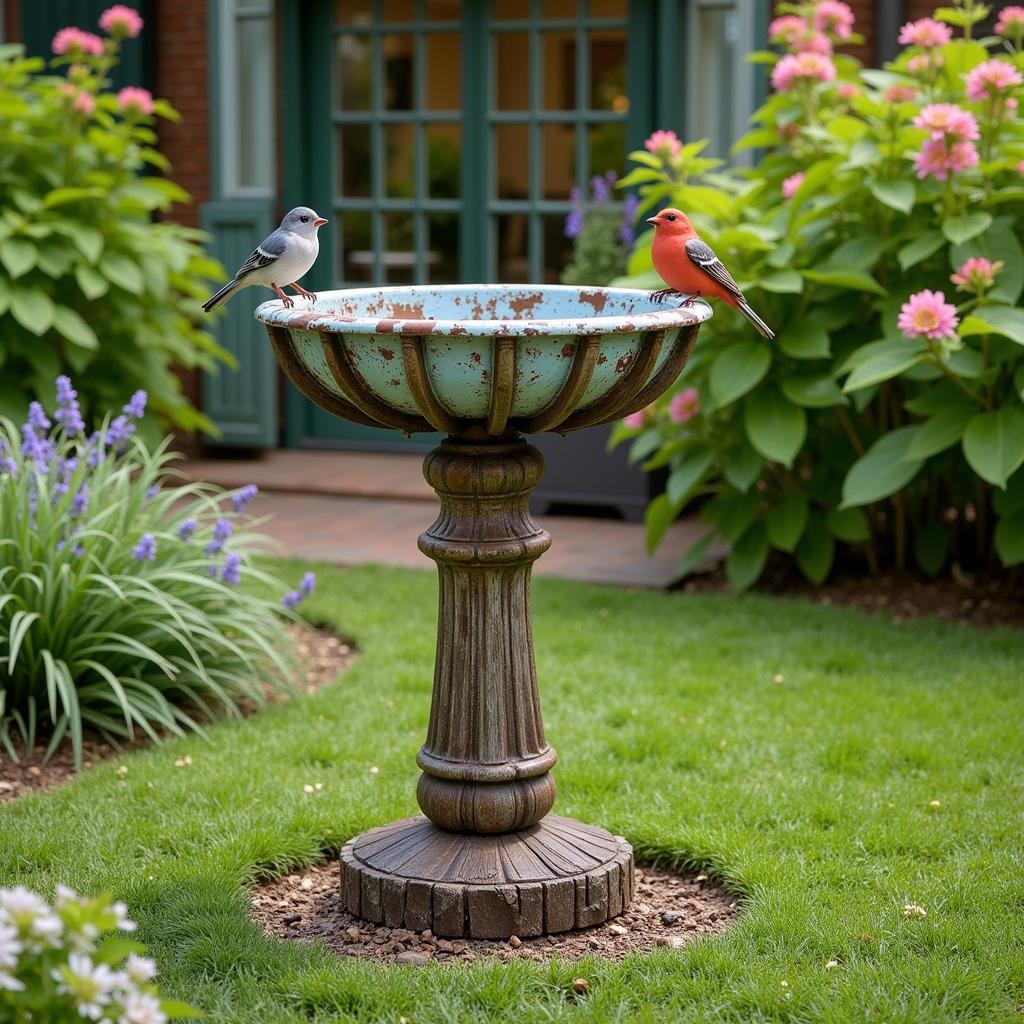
[[339, 814, 634, 940]]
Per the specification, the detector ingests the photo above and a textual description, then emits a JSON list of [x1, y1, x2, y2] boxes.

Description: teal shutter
[[200, 200, 278, 447]]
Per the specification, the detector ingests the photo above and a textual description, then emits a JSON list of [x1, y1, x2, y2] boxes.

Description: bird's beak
[[646, 216, 658, 225], [314, 218, 328, 228]]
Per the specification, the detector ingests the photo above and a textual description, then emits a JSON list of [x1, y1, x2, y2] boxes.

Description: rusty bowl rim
[[254, 283, 713, 338]]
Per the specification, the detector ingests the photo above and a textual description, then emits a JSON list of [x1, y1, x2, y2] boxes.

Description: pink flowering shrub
[[0, 8, 228, 433], [614, 0, 1024, 587]]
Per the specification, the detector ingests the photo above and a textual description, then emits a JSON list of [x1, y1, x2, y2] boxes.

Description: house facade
[[1, 0, 934, 497]]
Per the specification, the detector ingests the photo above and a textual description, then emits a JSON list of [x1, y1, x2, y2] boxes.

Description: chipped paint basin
[[256, 284, 711, 436]]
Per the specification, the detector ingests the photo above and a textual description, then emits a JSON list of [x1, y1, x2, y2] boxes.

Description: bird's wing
[[684, 237, 745, 301], [233, 230, 289, 281]]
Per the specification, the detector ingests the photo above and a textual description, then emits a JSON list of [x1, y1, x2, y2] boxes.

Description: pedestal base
[[339, 814, 634, 940]]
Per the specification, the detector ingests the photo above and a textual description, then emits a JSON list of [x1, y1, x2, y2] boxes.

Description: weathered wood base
[[339, 814, 634, 940]]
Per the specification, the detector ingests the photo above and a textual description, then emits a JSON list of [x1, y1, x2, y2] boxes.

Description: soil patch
[[681, 568, 1024, 630], [250, 861, 736, 964], [0, 624, 356, 805]]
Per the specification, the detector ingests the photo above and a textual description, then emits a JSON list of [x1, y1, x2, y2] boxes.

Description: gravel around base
[[250, 861, 737, 964], [0, 624, 355, 804]]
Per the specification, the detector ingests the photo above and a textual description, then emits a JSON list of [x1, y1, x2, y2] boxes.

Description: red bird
[[647, 208, 774, 340]]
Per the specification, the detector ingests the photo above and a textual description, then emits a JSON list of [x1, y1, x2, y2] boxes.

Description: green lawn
[[2, 563, 1023, 1023]]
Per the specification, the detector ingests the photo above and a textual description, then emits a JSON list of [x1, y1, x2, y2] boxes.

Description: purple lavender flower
[[20, 425, 54, 467], [133, 533, 156, 561], [590, 172, 615, 204], [299, 572, 316, 597], [27, 402, 51, 433], [72, 543, 84, 557], [54, 376, 85, 437], [123, 390, 148, 419], [146, 484, 160, 501], [619, 194, 640, 246], [231, 484, 258, 513], [71, 484, 90, 519], [220, 552, 242, 585], [281, 590, 301, 609], [564, 208, 584, 239], [105, 415, 135, 449], [177, 518, 198, 541], [204, 517, 233, 556], [0, 439, 16, 476]]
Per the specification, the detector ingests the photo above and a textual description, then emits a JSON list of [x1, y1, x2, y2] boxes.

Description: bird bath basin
[[256, 284, 712, 940]]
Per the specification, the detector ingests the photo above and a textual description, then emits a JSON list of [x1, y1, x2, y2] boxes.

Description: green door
[[282, 0, 652, 451]]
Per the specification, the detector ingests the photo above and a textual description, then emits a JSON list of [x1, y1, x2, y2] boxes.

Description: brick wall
[[2, 0, 20, 42]]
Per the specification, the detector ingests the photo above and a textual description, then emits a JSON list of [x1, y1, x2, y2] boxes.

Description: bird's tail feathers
[[203, 278, 242, 314], [738, 301, 775, 341]]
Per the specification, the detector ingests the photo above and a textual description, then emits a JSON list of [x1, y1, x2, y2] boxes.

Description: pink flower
[[951, 257, 1003, 293], [72, 91, 95, 116], [99, 5, 144, 38], [897, 290, 959, 341], [782, 172, 805, 198], [837, 82, 860, 100], [1018, 159, 1024, 173], [51, 27, 104, 56], [814, 0, 855, 40], [769, 15, 808, 47], [771, 51, 837, 92], [965, 59, 1023, 102], [117, 86, 154, 116], [908, 52, 943, 74], [898, 18, 952, 48], [669, 388, 700, 424], [885, 85, 917, 103], [914, 103, 979, 142], [913, 138, 979, 180], [623, 409, 647, 429], [995, 5, 1024, 35], [644, 129, 682, 161]]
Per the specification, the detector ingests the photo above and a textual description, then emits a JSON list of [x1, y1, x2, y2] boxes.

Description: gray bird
[[203, 206, 328, 313]]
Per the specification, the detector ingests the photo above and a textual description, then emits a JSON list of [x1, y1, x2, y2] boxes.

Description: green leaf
[[870, 179, 915, 214], [903, 403, 977, 460], [710, 341, 772, 407], [726, 522, 768, 592], [993, 470, 1024, 516], [802, 268, 886, 295], [942, 212, 992, 245], [795, 513, 835, 584], [100, 253, 144, 294], [841, 426, 924, 508], [42, 186, 106, 209], [722, 445, 763, 492], [759, 268, 803, 293], [959, 304, 1024, 346], [843, 339, 925, 392], [628, 428, 663, 465], [617, 167, 667, 188], [644, 493, 676, 554], [666, 450, 714, 506], [53, 306, 99, 349], [781, 374, 846, 408], [827, 236, 888, 271], [70, 225, 103, 263], [75, 263, 109, 299], [159, 998, 204, 1020], [777, 322, 830, 360], [767, 493, 808, 552], [994, 509, 1024, 567], [0, 237, 36, 278], [702, 491, 760, 543], [826, 506, 870, 542], [10, 289, 56, 335], [744, 387, 806, 467], [962, 407, 1024, 488], [677, 532, 714, 577], [914, 523, 947, 576], [898, 231, 945, 271]]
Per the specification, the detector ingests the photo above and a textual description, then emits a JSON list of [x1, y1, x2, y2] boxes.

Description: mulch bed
[[250, 862, 737, 965], [681, 568, 1024, 630], [0, 624, 356, 805]]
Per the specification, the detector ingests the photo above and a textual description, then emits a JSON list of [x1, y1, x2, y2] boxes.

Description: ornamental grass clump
[[0, 378, 314, 767], [0, 884, 196, 1022], [613, 0, 1024, 589]]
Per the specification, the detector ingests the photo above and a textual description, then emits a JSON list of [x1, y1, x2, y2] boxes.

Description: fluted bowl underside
[[256, 285, 712, 436]]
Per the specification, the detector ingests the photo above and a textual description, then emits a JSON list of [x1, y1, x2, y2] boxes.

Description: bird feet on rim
[[650, 288, 677, 304], [679, 292, 701, 308], [272, 285, 295, 308], [290, 282, 317, 301]]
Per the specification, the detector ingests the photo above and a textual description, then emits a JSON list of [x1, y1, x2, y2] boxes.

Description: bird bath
[[256, 284, 712, 940]]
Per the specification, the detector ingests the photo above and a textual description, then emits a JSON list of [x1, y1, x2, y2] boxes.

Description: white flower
[[0, 921, 21, 970], [124, 954, 157, 985], [111, 901, 137, 932], [118, 992, 167, 1024], [55, 884, 79, 909], [67, 920, 101, 952], [53, 952, 116, 1020], [0, 970, 24, 992], [0, 886, 64, 951]]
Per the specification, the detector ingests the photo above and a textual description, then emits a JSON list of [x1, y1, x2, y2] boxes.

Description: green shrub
[[0, 882, 197, 1021], [613, 0, 1024, 588], [0, 12, 228, 434], [0, 377, 315, 767]]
